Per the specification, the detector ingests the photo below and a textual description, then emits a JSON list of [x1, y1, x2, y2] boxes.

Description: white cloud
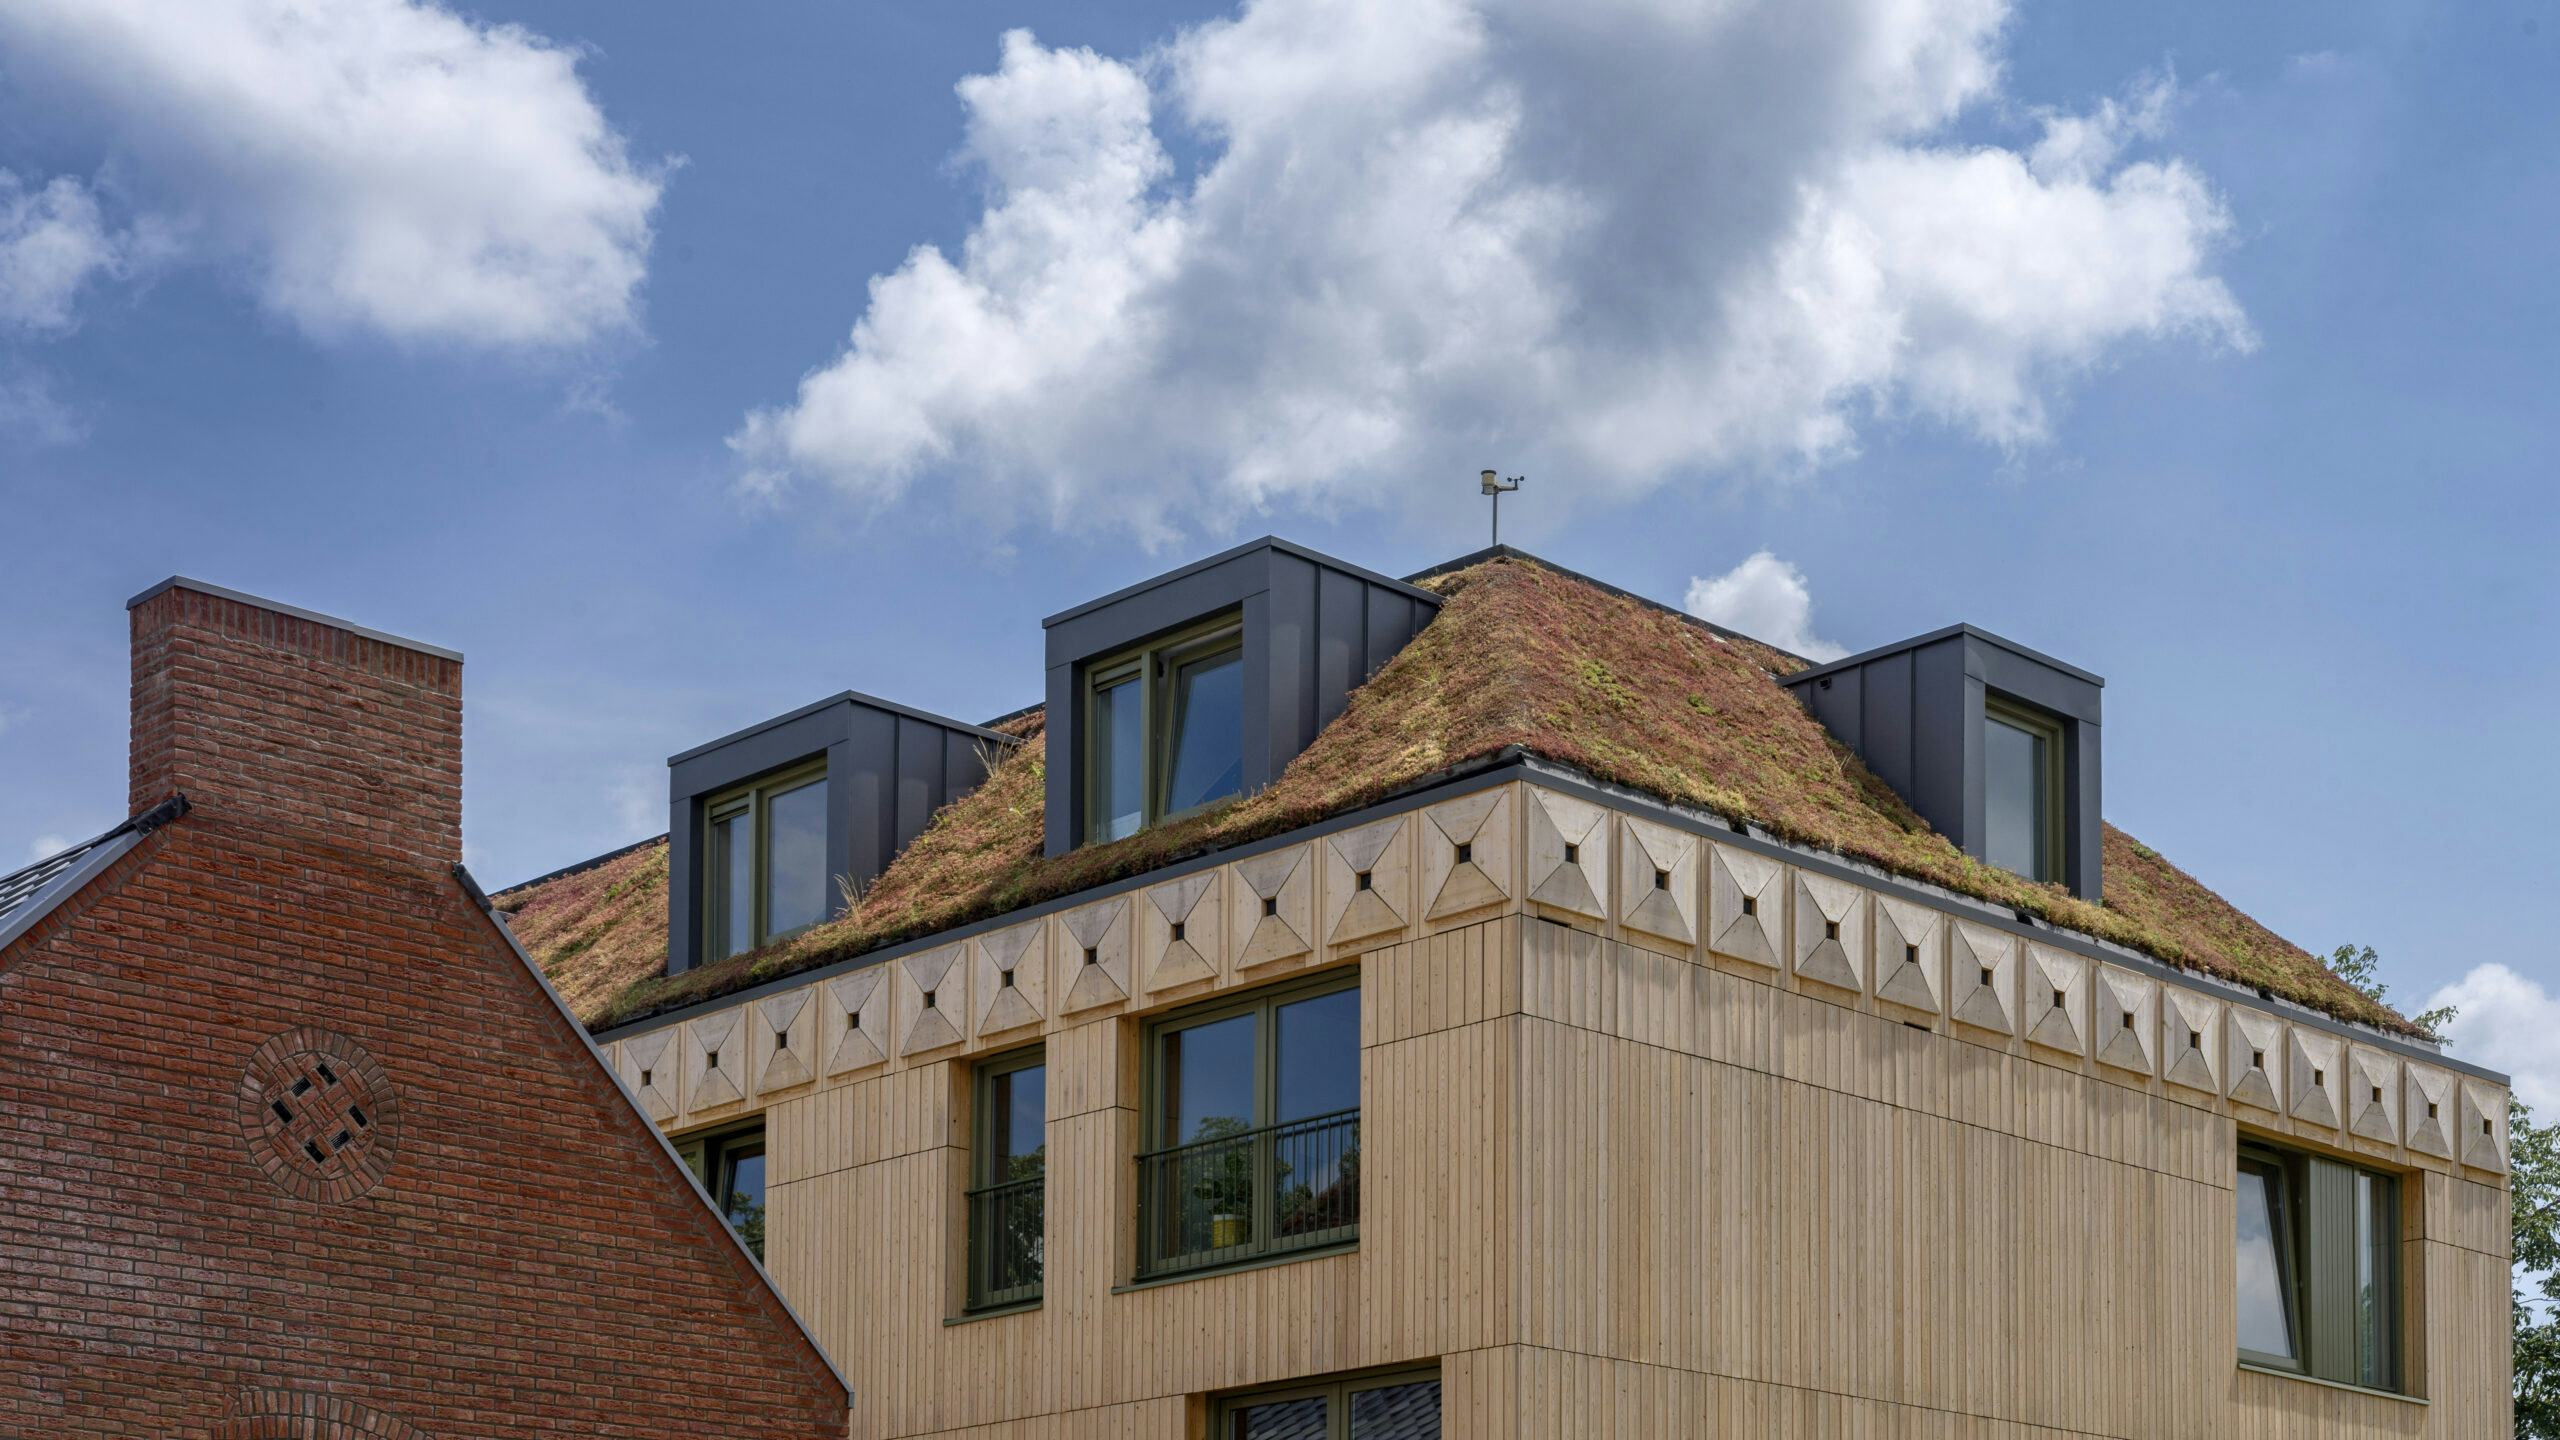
[[0, 172, 130, 333], [0, 365, 88, 447], [1684, 552, 1848, 661], [2423, 962, 2560, 1115], [27, 834, 74, 863], [0, 0, 662, 348], [735, 1, 2251, 542]]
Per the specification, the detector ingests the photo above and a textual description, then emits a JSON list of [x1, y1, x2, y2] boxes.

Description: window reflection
[[2236, 1161, 2294, 1362]]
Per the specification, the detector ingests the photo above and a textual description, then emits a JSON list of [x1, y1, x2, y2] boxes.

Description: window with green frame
[[1084, 614, 1245, 844], [704, 760, 830, 963], [1137, 971, 1359, 1279], [1214, 1367, 1441, 1440], [965, 1047, 1046, 1312], [1983, 695, 2064, 883], [678, 1122, 767, 1261], [2236, 1139, 2403, 1391]]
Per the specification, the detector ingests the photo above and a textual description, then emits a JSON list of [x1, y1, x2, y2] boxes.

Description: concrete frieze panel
[[897, 944, 966, 1057], [1057, 897, 1135, 1015], [1322, 816, 1412, 949], [2402, 1062, 2454, 1159], [1947, 921, 2017, 1035], [1231, 844, 1315, 972], [1790, 870, 1866, 995], [2092, 966, 2157, 1077], [2160, 986, 2222, 1095], [686, 1008, 746, 1112], [825, 966, 889, 1077], [1617, 813, 1699, 950], [2225, 1006, 2283, 1113], [1706, 843, 1784, 968], [973, 919, 1046, 1042], [1524, 786, 1610, 923], [2022, 944, 2089, 1057], [1421, 787, 1514, 923], [2286, 1027, 2343, 1131], [1872, 897, 1944, 1016], [620, 1026, 680, 1122], [1141, 870, 1223, 996], [752, 988, 815, 1095], [2460, 1080, 2510, 1174], [2346, 1045, 2399, 1146]]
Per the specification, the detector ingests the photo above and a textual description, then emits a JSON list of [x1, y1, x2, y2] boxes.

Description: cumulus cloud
[[735, 0, 2251, 541], [0, 172, 132, 333], [1684, 552, 1848, 661], [2424, 962, 2560, 1115], [0, 365, 87, 447], [0, 0, 662, 348]]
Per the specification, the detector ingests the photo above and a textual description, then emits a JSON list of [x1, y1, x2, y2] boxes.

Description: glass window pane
[[1090, 675, 1144, 842], [987, 1063, 1047, 1181], [1984, 712, 2050, 880], [2355, 1170, 2397, 1389], [722, 1141, 766, 1260], [1163, 645, 1245, 815], [1350, 1379, 1442, 1439], [710, 809, 754, 959], [2236, 1163, 2294, 1361], [1229, 1396, 1328, 1440], [1161, 1012, 1259, 1144], [764, 778, 828, 938], [1276, 987, 1360, 1122]]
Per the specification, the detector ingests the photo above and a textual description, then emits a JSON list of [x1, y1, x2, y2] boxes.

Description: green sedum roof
[[496, 555, 2413, 1037]]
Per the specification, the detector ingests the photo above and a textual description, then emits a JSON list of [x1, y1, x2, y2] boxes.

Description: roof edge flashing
[[1041, 535, 1442, 630], [667, 688, 1021, 768], [127, 576, 464, 663], [1783, 622, 2104, 690]]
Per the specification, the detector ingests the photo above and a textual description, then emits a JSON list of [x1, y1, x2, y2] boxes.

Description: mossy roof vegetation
[[496, 555, 2412, 1037]]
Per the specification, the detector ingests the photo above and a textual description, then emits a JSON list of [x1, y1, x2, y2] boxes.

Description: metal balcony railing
[[1137, 1107, 1359, 1277], [964, 1173, 1044, 1310]]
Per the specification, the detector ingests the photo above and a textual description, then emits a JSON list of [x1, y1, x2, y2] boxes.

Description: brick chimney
[[128, 578, 463, 871]]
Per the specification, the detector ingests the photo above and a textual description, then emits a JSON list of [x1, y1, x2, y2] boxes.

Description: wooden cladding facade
[[602, 779, 2514, 1438]]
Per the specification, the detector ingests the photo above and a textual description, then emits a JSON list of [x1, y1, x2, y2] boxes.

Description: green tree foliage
[[2325, 942, 2456, 1037], [2516, 1098, 2558, 1438]]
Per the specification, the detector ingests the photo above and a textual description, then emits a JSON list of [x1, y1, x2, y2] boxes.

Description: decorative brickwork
[[0, 581, 845, 1438], [236, 1027, 399, 1203]]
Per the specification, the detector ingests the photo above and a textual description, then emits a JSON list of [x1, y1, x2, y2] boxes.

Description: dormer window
[[705, 761, 829, 962], [1085, 616, 1246, 843], [1983, 696, 2063, 884]]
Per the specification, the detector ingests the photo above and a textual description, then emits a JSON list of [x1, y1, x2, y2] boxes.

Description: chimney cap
[[126, 576, 463, 663]]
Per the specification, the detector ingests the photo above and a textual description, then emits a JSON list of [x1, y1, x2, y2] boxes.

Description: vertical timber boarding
[[643, 778, 2510, 1439]]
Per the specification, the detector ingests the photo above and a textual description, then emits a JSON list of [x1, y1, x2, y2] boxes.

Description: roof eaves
[[0, 794, 190, 953], [666, 689, 1021, 768], [1041, 535, 1443, 629]]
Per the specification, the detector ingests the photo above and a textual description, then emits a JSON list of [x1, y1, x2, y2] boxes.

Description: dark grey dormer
[[1042, 538, 1442, 858], [666, 692, 1018, 975], [1781, 625, 2104, 900]]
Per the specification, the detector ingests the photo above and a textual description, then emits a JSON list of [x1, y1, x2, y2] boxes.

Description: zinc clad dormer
[[1041, 538, 1440, 857], [1781, 624, 2104, 900], [665, 692, 1018, 975]]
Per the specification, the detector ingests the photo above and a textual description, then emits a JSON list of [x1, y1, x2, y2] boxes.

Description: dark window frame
[[1211, 1364, 1442, 1439], [1137, 968, 1361, 1279], [2236, 1138, 2405, 1393], [1083, 612, 1245, 844], [676, 1120, 768, 1262], [965, 1045, 1047, 1313], [1982, 692, 2066, 884], [702, 758, 828, 962]]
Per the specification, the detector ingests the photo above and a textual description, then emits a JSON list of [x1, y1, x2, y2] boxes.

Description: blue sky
[[0, 1, 2551, 1091]]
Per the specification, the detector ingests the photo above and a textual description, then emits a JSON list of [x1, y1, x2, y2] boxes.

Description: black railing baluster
[[1135, 1108, 1359, 1277], [963, 1173, 1044, 1310]]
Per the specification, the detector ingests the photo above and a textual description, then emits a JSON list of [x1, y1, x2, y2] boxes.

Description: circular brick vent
[[236, 1027, 399, 1203], [218, 1391, 431, 1439]]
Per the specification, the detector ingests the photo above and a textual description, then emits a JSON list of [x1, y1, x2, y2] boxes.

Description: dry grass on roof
[[495, 838, 671, 1023], [560, 555, 2405, 1036]]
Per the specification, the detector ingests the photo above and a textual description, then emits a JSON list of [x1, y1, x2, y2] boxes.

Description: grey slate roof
[[0, 796, 188, 948]]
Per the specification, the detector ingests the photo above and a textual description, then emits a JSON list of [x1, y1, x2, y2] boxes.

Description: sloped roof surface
[[498, 555, 2410, 1036], [0, 797, 185, 943]]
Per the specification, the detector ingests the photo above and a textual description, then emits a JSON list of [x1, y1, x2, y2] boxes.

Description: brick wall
[[2, 581, 848, 1438], [129, 582, 463, 870]]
